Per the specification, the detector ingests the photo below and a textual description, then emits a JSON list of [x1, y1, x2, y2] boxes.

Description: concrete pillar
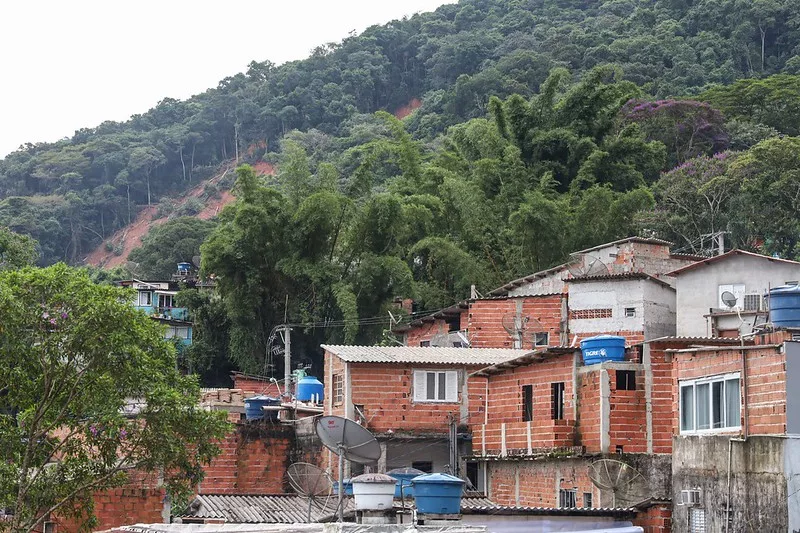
[[600, 368, 611, 454], [378, 441, 387, 473]]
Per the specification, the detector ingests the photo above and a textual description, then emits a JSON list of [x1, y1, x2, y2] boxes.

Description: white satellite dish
[[315, 415, 381, 521]]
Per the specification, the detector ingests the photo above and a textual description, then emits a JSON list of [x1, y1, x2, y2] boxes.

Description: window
[[412, 461, 433, 473], [522, 385, 533, 422], [333, 374, 344, 405], [534, 332, 549, 347], [158, 293, 174, 308], [138, 291, 152, 306], [413, 370, 458, 403], [624, 307, 636, 317], [551, 382, 565, 420], [570, 308, 612, 320], [680, 374, 741, 433], [689, 507, 706, 532], [165, 326, 190, 339], [558, 489, 577, 508], [466, 462, 479, 491], [419, 341, 430, 347], [583, 492, 593, 508], [616, 370, 636, 390]]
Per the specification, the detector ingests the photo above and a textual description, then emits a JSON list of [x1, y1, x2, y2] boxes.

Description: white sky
[[0, 0, 452, 158]]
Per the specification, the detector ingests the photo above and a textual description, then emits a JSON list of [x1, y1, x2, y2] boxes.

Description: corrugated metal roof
[[184, 494, 348, 523], [472, 347, 578, 377], [460, 500, 637, 517], [638, 336, 746, 345], [565, 272, 674, 289], [321, 345, 532, 365]]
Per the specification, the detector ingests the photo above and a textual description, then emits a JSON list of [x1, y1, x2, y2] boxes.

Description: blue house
[[118, 276, 193, 347]]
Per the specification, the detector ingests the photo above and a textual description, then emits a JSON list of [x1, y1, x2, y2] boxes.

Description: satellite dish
[[502, 313, 529, 337], [721, 291, 737, 309], [315, 416, 381, 521], [286, 462, 334, 521], [588, 459, 645, 507], [520, 317, 547, 348], [569, 255, 609, 278]]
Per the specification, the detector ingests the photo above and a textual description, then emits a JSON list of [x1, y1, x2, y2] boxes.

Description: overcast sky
[[0, 0, 451, 158]]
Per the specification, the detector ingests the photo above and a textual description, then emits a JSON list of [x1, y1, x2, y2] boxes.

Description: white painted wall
[[675, 255, 800, 337]]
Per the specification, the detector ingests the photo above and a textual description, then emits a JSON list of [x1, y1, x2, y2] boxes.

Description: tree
[[0, 227, 38, 270], [0, 264, 229, 532], [128, 217, 217, 279]]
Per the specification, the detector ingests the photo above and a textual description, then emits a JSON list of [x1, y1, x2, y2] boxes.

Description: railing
[[473, 419, 577, 456]]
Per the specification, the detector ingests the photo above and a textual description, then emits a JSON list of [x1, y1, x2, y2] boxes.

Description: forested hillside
[[3, 0, 800, 382]]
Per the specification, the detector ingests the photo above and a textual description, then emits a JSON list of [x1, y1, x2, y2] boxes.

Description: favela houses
[[4, 0, 800, 532]]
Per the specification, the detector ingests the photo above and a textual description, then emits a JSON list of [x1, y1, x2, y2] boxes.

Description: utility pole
[[282, 325, 292, 399]]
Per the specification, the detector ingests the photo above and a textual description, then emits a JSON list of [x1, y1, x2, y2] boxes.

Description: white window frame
[[138, 291, 152, 306], [413, 369, 459, 403], [679, 373, 741, 434]]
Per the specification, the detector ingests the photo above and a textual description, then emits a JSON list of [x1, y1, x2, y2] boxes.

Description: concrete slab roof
[[666, 249, 800, 276], [321, 345, 532, 365]]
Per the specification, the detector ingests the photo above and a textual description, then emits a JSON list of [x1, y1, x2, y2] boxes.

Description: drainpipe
[[727, 337, 749, 533]]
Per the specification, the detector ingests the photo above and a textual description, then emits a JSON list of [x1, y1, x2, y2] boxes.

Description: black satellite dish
[[315, 415, 381, 521]]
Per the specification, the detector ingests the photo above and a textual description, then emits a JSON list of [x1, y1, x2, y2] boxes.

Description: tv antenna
[[286, 462, 334, 521], [568, 255, 609, 278], [315, 415, 382, 522], [588, 459, 644, 507]]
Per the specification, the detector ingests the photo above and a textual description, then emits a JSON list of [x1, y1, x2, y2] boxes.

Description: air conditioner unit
[[680, 489, 701, 506], [743, 293, 765, 312]]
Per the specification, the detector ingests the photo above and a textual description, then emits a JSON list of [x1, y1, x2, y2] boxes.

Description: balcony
[[472, 419, 578, 457], [134, 305, 190, 322]]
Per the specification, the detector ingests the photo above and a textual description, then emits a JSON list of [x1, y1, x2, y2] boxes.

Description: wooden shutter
[[445, 370, 459, 402], [413, 370, 427, 402]]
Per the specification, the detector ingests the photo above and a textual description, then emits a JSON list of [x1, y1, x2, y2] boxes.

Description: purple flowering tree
[[621, 99, 729, 167]]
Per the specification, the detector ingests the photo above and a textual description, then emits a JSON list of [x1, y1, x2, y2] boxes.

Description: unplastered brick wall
[[347, 362, 475, 434], [198, 422, 294, 494], [672, 344, 787, 435], [468, 294, 564, 348], [232, 374, 282, 397], [325, 351, 346, 419], [576, 369, 602, 452], [475, 352, 577, 454], [608, 366, 647, 453], [405, 317, 449, 346], [575, 330, 646, 348], [646, 344, 675, 454], [632, 504, 672, 533], [56, 471, 165, 532], [487, 458, 597, 508]]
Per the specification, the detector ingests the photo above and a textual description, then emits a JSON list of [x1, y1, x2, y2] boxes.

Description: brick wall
[[468, 295, 564, 349], [632, 503, 672, 533], [232, 373, 281, 397], [672, 344, 787, 435], [487, 458, 597, 508], [198, 420, 294, 494], [577, 370, 602, 452], [648, 345, 674, 454], [405, 317, 449, 346], [574, 330, 646, 347], [55, 471, 165, 532], [608, 367, 647, 453]]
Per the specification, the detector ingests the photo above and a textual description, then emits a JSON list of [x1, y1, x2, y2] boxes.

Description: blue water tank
[[332, 478, 353, 495], [412, 473, 465, 515], [580, 335, 626, 365], [296, 376, 324, 402], [769, 285, 800, 327], [177, 262, 192, 273], [244, 395, 280, 421], [388, 467, 425, 497]]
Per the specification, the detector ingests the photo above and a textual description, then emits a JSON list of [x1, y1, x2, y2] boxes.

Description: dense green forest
[[3, 0, 800, 382]]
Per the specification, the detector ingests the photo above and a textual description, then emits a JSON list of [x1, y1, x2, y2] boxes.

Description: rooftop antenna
[[588, 459, 644, 507], [286, 462, 334, 521], [315, 415, 382, 522]]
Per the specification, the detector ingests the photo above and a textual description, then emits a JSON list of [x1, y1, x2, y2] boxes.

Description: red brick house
[[321, 344, 531, 485]]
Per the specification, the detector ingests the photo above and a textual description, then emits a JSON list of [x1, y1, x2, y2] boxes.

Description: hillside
[[2, 0, 800, 266]]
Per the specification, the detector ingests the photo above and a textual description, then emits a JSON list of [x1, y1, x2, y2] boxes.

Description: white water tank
[[351, 473, 396, 511]]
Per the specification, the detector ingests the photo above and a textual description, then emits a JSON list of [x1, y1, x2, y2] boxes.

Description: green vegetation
[[0, 264, 228, 532], [3, 0, 800, 376]]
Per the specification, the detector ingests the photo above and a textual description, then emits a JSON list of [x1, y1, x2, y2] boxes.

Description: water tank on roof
[[177, 262, 192, 274], [580, 335, 626, 365], [351, 473, 396, 511], [296, 376, 324, 403], [387, 467, 425, 497], [244, 395, 280, 421], [769, 285, 800, 327], [411, 473, 465, 515]]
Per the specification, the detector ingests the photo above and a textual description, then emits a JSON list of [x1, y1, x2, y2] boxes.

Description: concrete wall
[[675, 254, 800, 337], [784, 341, 800, 435], [672, 435, 793, 532], [568, 278, 675, 343]]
